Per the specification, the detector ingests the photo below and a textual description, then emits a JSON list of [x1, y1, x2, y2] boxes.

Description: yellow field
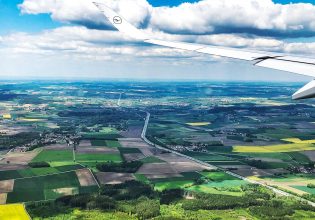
[[2, 114, 11, 119], [19, 118, 44, 122], [186, 122, 211, 126], [0, 204, 30, 220], [233, 143, 315, 153], [282, 138, 315, 144]]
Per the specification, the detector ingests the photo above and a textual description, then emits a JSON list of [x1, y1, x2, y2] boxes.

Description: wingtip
[[292, 80, 315, 100]]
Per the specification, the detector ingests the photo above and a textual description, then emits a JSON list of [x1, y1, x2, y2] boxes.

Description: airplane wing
[[93, 2, 315, 100]]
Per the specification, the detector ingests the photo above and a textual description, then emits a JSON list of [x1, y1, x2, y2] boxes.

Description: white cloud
[[1, 0, 313, 80], [19, 0, 315, 37], [19, 0, 152, 29]]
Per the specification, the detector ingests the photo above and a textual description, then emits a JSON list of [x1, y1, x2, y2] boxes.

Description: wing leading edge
[[93, 2, 315, 100]]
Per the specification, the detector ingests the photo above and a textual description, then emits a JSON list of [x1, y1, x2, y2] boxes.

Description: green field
[[118, 147, 142, 154], [0, 165, 83, 181], [76, 153, 123, 163], [133, 174, 150, 184], [291, 186, 315, 195], [32, 149, 73, 163], [154, 180, 194, 191], [206, 180, 247, 187], [208, 161, 244, 166], [240, 152, 292, 160], [6, 171, 98, 203], [187, 185, 244, 196], [105, 140, 121, 148], [286, 152, 311, 163], [91, 140, 106, 146], [99, 127, 119, 134], [183, 152, 233, 161], [200, 171, 239, 181], [82, 132, 122, 140]]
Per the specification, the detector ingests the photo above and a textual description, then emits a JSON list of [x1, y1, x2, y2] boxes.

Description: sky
[[0, 0, 315, 81]]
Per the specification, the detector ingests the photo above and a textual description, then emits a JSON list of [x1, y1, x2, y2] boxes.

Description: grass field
[[286, 152, 311, 163], [6, 171, 97, 203], [240, 152, 292, 160], [262, 128, 298, 139], [154, 180, 194, 191], [118, 147, 142, 154], [133, 174, 150, 184], [91, 140, 106, 146], [233, 143, 315, 153], [0, 165, 83, 181], [291, 186, 315, 195], [76, 153, 122, 163], [105, 140, 121, 148], [82, 133, 122, 140], [99, 127, 119, 134], [32, 149, 73, 163], [200, 171, 239, 181], [0, 204, 30, 220], [204, 180, 247, 188], [184, 152, 233, 161], [187, 185, 244, 196]]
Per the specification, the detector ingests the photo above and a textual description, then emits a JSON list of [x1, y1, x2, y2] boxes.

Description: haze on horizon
[[1, 0, 315, 82]]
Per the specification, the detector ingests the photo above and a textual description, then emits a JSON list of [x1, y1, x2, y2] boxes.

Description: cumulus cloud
[[0, 26, 203, 63], [2, 25, 315, 66], [19, 0, 315, 38], [19, 0, 152, 30]]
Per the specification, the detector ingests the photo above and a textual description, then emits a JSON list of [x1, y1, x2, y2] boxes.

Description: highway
[[141, 111, 315, 207]]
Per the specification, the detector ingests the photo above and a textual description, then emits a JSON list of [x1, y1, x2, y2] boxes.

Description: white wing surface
[[93, 2, 315, 100]]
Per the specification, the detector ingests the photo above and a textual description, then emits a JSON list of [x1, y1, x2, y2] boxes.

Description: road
[[141, 111, 315, 207]]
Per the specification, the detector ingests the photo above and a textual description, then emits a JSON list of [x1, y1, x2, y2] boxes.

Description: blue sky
[[0, 0, 314, 81], [0, 0, 60, 34]]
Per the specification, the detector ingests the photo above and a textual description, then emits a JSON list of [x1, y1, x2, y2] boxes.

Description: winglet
[[292, 80, 315, 100], [93, 2, 148, 40]]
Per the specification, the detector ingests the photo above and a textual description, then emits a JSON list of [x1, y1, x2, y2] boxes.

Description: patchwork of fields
[[0, 168, 98, 204]]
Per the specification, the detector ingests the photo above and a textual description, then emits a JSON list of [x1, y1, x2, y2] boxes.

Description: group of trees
[[27, 180, 315, 220], [100, 180, 157, 200], [28, 161, 50, 168], [29, 181, 162, 220], [96, 161, 143, 173], [181, 193, 260, 210], [0, 132, 41, 149], [56, 194, 116, 210]]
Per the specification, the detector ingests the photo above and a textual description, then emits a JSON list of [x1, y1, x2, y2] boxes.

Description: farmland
[[0, 81, 315, 219], [6, 169, 98, 203], [0, 204, 30, 220], [32, 149, 73, 163], [233, 143, 315, 153]]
